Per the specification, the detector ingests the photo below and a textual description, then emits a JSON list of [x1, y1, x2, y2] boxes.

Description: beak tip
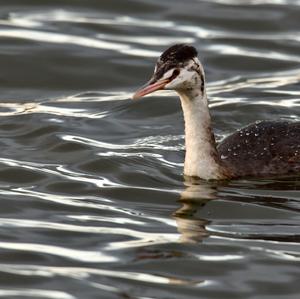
[[132, 93, 140, 100], [132, 78, 169, 101]]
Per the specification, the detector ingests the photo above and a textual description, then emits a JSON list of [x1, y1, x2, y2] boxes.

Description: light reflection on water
[[0, 289, 75, 299], [209, 0, 300, 6], [0, 1, 299, 299]]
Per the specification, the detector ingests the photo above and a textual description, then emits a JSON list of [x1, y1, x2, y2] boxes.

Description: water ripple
[[0, 1, 299, 299], [0, 264, 199, 286], [0, 242, 116, 263], [0, 157, 118, 188], [0, 289, 74, 299]]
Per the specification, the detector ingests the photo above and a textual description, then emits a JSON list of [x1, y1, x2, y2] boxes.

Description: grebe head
[[133, 44, 205, 99]]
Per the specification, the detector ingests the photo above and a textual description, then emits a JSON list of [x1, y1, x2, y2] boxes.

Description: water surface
[[0, 0, 299, 298]]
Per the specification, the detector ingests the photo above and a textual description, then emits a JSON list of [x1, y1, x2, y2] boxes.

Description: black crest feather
[[160, 44, 198, 63]]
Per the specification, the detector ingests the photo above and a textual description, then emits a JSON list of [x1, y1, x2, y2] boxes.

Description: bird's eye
[[170, 69, 180, 80], [173, 69, 180, 76]]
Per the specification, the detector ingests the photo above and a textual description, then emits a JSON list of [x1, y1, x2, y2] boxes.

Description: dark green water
[[0, 0, 299, 298]]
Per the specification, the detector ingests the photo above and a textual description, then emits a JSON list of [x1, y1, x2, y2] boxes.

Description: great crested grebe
[[133, 44, 300, 180]]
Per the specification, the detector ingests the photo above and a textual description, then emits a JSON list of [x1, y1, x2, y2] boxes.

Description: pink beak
[[132, 78, 170, 100]]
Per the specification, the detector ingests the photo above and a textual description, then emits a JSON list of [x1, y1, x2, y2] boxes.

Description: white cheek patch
[[161, 69, 174, 80], [180, 70, 194, 82], [165, 71, 190, 89], [176, 73, 186, 82]]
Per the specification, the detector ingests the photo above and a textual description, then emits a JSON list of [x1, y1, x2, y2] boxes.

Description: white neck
[[178, 89, 228, 180]]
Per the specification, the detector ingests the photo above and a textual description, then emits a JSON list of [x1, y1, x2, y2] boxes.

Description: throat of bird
[[177, 89, 228, 180]]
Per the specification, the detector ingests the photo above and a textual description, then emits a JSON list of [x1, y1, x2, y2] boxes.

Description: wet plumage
[[218, 120, 300, 177]]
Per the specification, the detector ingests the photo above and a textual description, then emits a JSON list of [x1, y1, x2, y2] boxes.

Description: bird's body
[[133, 44, 300, 180], [218, 120, 300, 178]]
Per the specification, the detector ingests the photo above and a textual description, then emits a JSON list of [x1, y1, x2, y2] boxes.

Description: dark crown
[[159, 44, 198, 63]]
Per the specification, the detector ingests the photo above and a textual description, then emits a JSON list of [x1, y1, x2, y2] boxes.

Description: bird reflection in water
[[174, 179, 218, 243], [136, 180, 219, 263], [133, 180, 218, 291]]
